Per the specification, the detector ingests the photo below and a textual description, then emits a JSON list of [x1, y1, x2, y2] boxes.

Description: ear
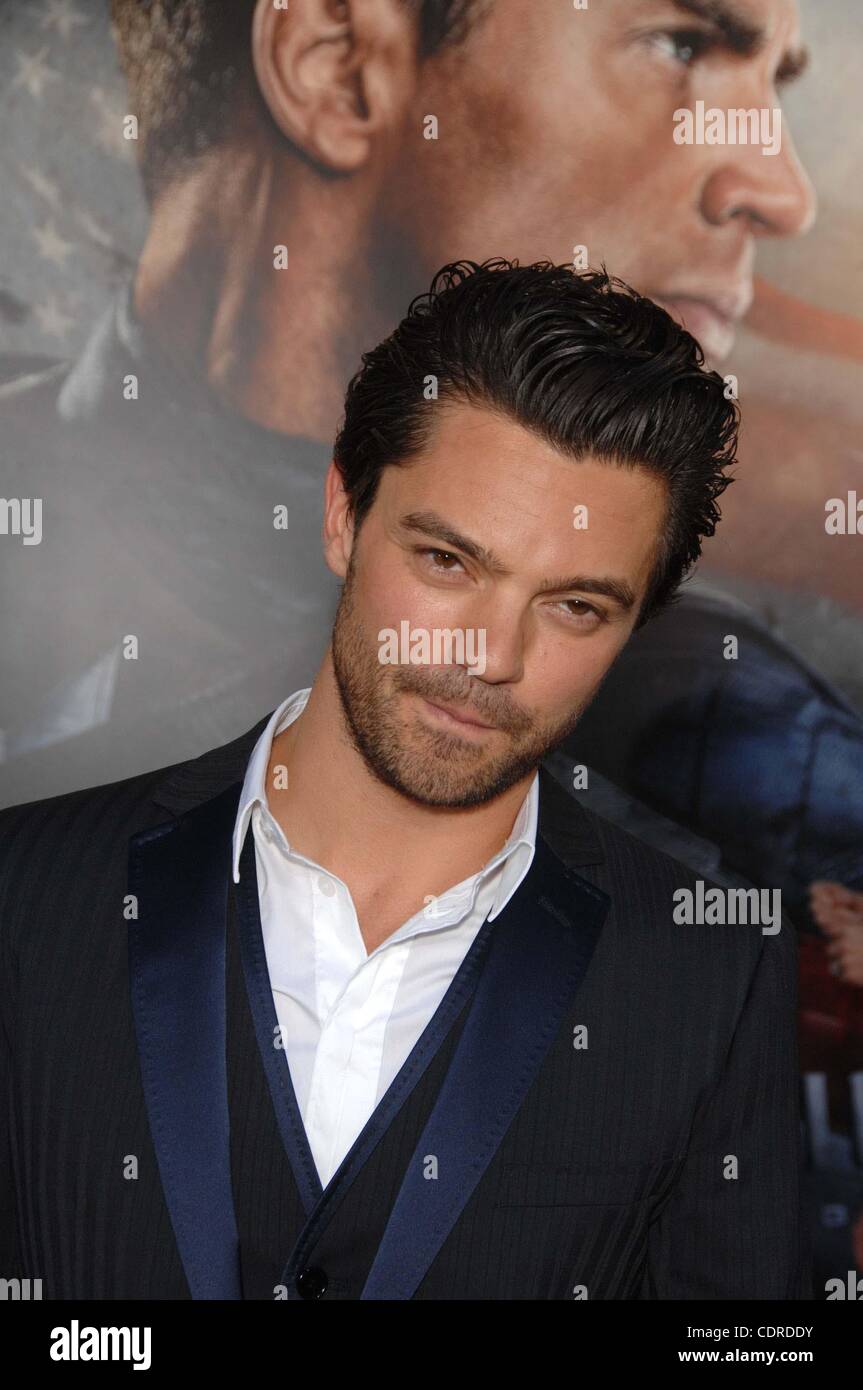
[[251, 0, 418, 174], [322, 456, 357, 577]]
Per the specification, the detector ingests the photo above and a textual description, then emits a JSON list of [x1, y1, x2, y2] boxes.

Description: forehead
[[376, 399, 669, 590]]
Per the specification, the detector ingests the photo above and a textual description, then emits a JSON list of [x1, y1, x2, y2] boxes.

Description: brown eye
[[421, 548, 465, 572], [554, 597, 603, 626]]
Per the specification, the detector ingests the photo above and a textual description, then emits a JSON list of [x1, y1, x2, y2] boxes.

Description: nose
[[700, 121, 817, 240], [462, 597, 527, 687]]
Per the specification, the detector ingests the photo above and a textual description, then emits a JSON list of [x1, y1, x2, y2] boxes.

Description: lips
[[421, 697, 495, 731], [650, 285, 753, 363]]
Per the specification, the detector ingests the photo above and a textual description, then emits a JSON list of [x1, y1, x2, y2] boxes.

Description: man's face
[[328, 399, 667, 809], [380, 0, 815, 363]]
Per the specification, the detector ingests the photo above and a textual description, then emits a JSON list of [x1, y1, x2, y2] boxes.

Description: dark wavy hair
[[109, 0, 489, 202], [333, 258, 739, 629]]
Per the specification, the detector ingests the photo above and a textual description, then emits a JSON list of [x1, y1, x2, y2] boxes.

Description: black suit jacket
[[0, 714, 810, 1299]]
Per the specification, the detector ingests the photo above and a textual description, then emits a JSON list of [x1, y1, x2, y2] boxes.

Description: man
[[0, 261, 809, 1299], [0, 0, 820, 804]]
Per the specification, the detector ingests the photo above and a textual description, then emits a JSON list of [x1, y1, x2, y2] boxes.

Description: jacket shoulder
[[579, 801, 710, 890], [0, 712, 267, 874], [0, 762, 176, 882], [0, 762, 174, 978], [572, 799, 795, 985]]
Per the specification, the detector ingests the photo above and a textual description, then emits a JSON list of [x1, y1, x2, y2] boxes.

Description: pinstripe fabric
[[0, 714, 811, 1299]]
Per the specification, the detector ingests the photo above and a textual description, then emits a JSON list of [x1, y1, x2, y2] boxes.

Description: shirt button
[[316, 875, 336, 897]]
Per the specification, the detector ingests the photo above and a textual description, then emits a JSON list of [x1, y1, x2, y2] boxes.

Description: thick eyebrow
[[399, 510, 637, 612], [668, 0, 810, 83]]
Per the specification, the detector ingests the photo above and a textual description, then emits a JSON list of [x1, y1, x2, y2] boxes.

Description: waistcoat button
[[296, 1266, 328, 1299]]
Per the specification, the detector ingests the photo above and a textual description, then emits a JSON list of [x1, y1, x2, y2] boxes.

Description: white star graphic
[[40, 0, 89, 40], [90, 86, 130, 157], [11, 48, 60, 100], [11, 47, 60, 101], [34, 220, 75, 267], [34, 298, 74, 340]]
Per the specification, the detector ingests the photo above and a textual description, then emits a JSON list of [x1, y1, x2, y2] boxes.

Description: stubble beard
[[329, 555, 590, 809]]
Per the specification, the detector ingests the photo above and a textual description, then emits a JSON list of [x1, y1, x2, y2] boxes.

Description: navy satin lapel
[[361, 835, 610, 1300], [128, 781, 244, 1301], [232, 831, 324, 1216]]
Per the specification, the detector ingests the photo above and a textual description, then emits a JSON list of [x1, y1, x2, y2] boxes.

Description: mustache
[[392, 667, 532, 735]]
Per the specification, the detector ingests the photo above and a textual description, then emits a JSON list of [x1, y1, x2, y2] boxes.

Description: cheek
[[405, 72, 567, 233], [360, 561, 455, 643], [526, 627, 625, 710], [342, 566, 406, 662]]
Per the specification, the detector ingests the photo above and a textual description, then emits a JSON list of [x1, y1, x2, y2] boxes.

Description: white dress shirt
[[231, 687, 538, 1189]]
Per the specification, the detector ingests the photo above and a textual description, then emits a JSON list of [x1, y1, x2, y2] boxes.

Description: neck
[[132, 145, 400, 444], [267, 654, 534, 911]]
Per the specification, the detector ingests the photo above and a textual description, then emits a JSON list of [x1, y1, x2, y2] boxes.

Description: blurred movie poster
[[1, 0, 861, 1292]]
